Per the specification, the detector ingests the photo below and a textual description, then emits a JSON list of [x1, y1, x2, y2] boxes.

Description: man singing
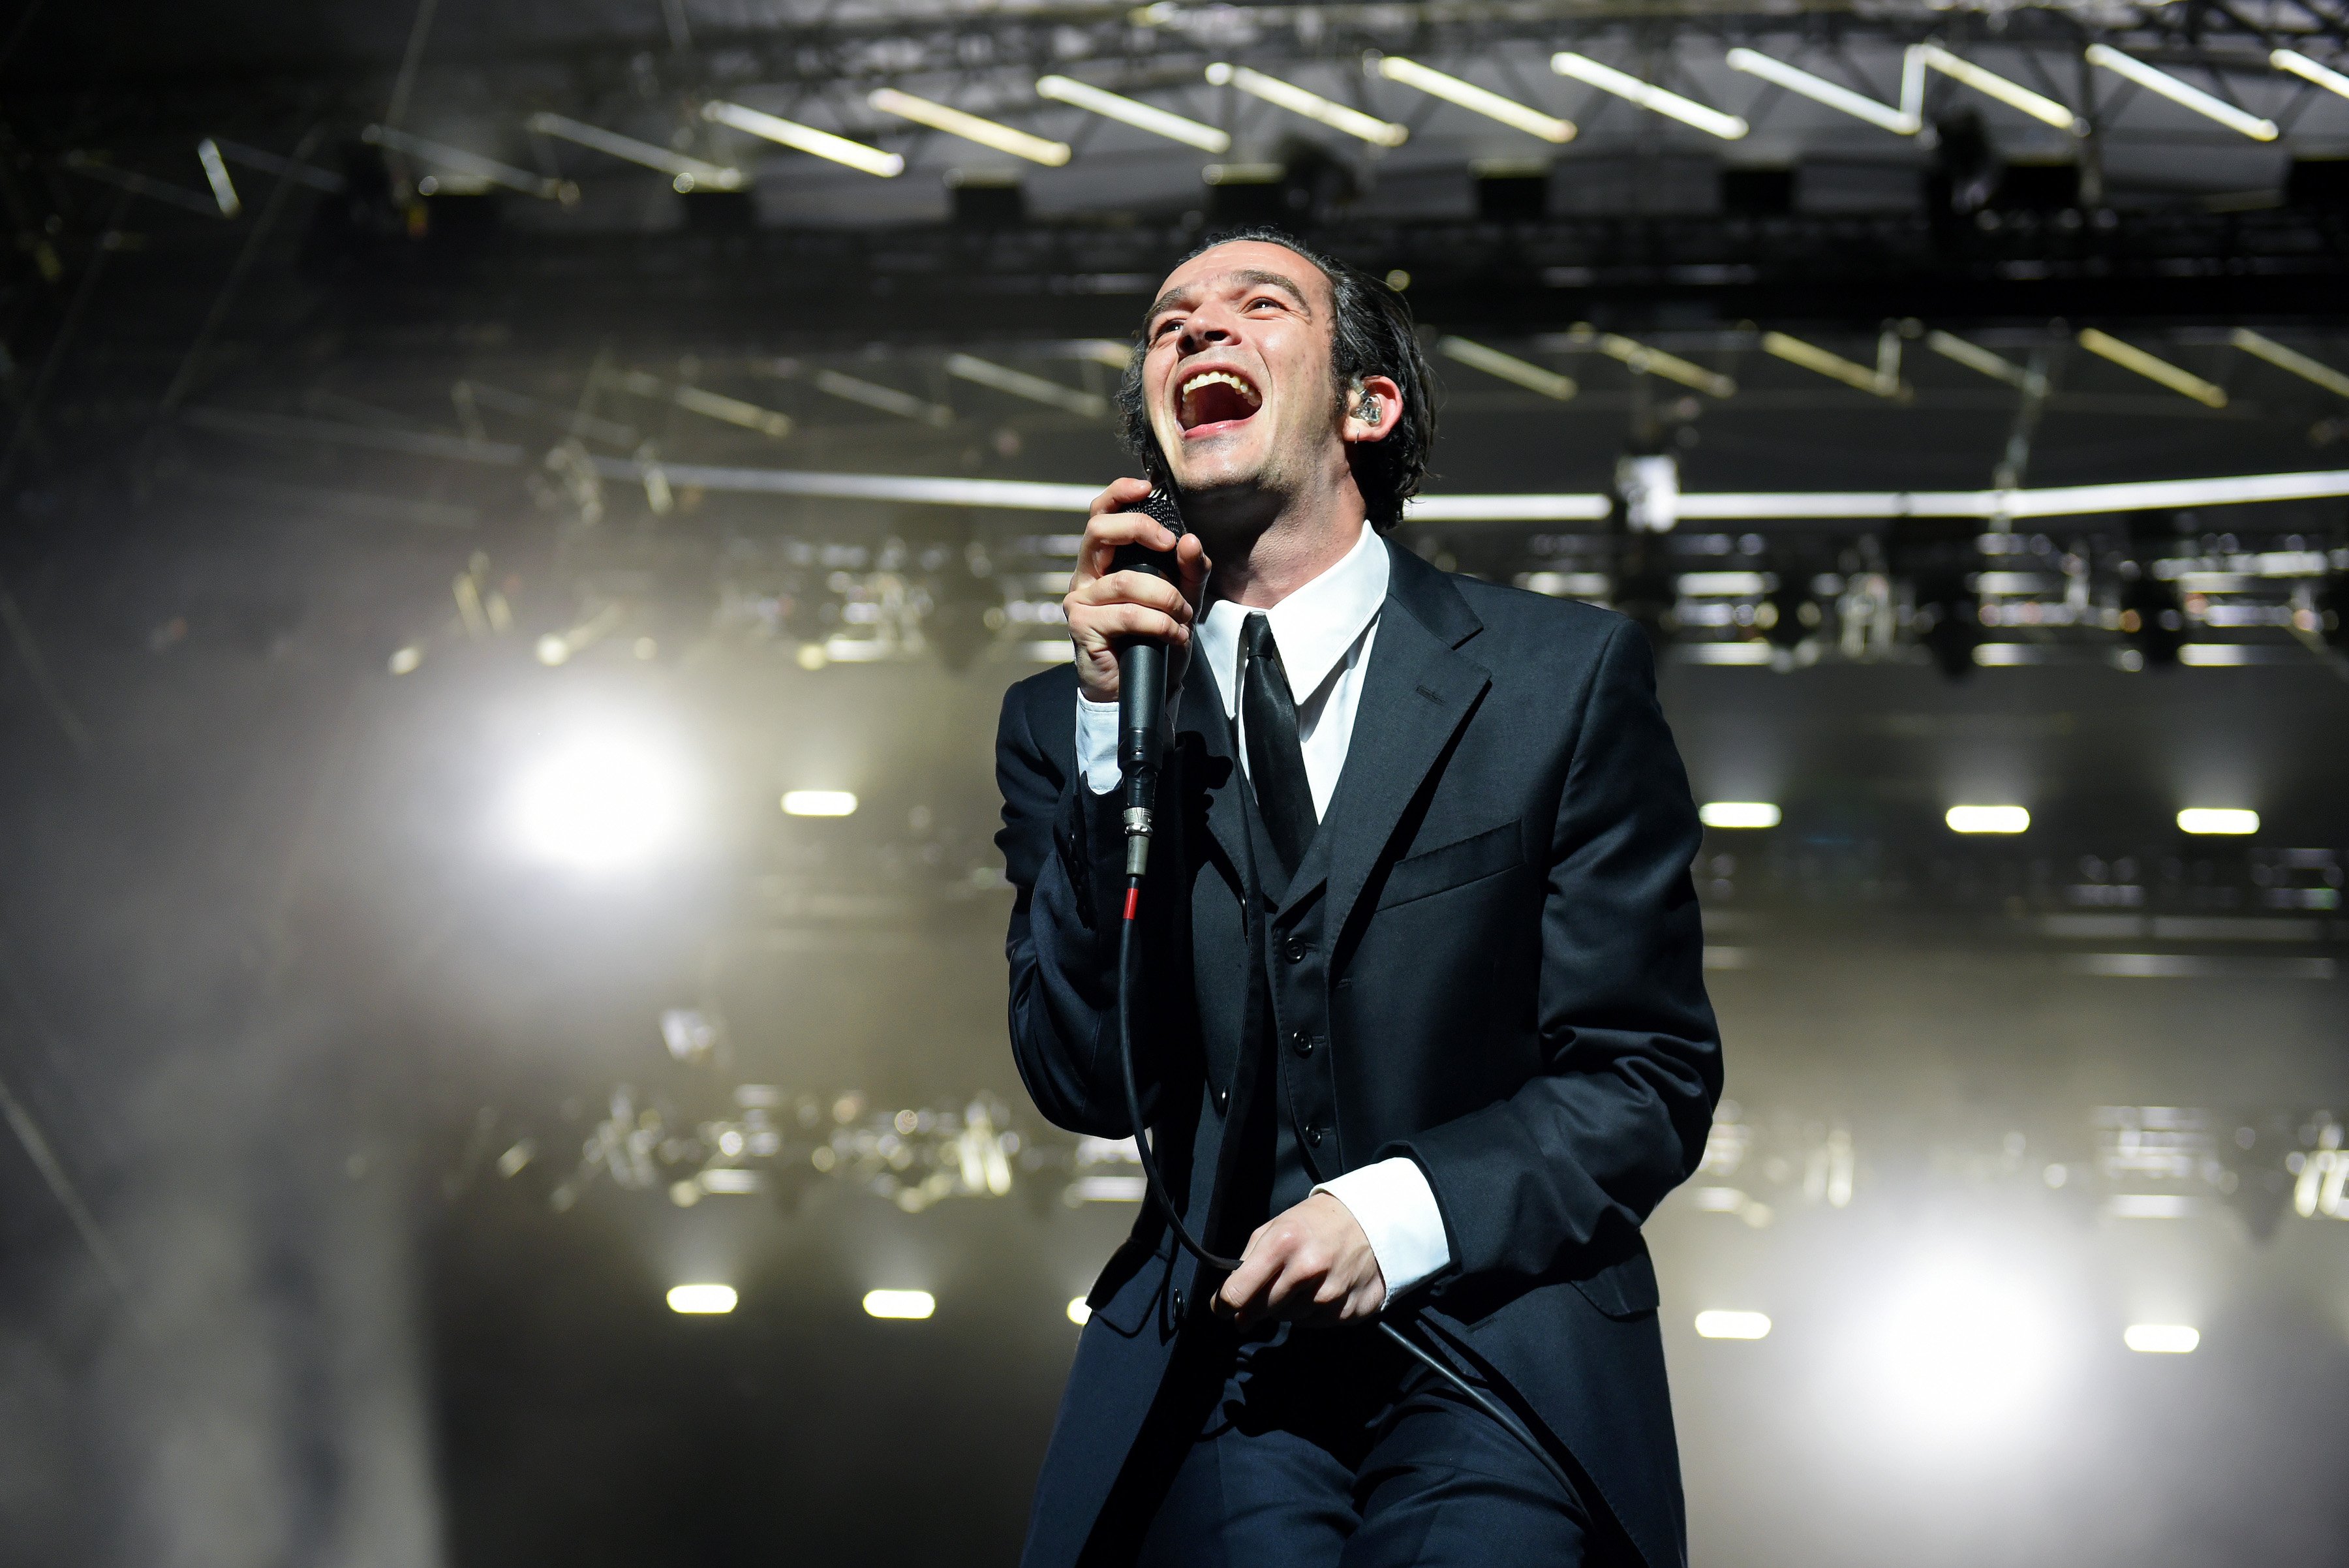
[[994, 228, 1721, 1567]]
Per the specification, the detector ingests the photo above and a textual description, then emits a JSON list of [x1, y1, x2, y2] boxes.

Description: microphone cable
[[1113, 885, 1578, 1503]]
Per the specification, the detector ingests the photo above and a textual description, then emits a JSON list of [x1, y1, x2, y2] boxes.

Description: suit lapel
[[1280, 543, 1490, 945]]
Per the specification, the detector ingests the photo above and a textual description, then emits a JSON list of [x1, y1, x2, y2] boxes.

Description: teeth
[[1180, 370, 1259, 403]]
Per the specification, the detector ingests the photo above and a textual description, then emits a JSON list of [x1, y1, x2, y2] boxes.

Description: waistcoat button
[[1304, 1125, 1324, 1147], [1290, 1030, 1315, 1057], [1283, 938, 1309, 963]]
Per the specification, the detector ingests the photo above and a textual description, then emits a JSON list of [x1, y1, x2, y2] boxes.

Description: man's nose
[[1177, 305, 1241, 354]]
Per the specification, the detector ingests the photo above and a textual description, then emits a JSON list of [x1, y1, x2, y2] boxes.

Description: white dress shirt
[[1075, 521, 1452, 1298]]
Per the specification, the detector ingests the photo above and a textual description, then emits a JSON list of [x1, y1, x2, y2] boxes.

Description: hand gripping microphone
[[1109, 487, 1187, 879]]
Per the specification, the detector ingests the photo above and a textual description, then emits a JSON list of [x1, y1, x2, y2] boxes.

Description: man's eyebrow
[[1143, 267, 1318, 327]]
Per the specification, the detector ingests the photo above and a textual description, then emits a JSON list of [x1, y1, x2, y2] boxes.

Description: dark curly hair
[[1114, 226, 1435, 533]]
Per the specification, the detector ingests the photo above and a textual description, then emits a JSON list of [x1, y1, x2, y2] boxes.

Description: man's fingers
[[1088, 476, 1154, 518], [1076, 507, 1182, 583], [1069, 604, 1191, 651], [1067, 568, 1195, 621]]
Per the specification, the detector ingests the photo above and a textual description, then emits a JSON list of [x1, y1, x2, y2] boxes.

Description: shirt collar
[[1199, 521, 1390, 716]]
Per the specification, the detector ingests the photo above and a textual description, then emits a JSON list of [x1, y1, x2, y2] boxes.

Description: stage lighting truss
[[472, 1081, 1143, 1216], [452, 1081, 2349, 1231]]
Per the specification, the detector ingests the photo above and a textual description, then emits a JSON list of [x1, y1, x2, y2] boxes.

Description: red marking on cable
[[1122, 886, 1140, 922]]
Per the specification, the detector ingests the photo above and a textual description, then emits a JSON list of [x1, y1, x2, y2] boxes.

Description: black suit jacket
[[996, 540, 1722, 1568]]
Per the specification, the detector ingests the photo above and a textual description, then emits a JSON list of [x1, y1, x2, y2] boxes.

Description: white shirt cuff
[[1314, 1156, 1452, 1299], [1075, 693, 1122, 796]]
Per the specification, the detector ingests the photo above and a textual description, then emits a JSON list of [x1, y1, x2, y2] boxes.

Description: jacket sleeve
[[1393, 619, 1723, 1282], [996, 681, 1153, 1137]]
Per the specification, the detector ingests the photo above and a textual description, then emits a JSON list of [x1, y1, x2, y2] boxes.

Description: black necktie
[[1239, 613, 1317, 880]]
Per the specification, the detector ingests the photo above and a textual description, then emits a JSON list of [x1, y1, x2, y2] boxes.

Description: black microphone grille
[[1137, 488, 1187, 538]]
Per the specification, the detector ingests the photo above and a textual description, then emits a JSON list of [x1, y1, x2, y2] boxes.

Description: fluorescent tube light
[[1926, 329, 2046, 393], [1036, 74, 1228, 152], [1437, 336, 1577, 399], [609, 369, 793, 438], [1946, 805, 2030, 835], [813, 369, 953, 425], [1374, 55, 1574, 144], [868, 89, 1070, 166], [667, 1284, 737, 1314], [1912, 44, 2084, 133], [945, 354, 1107, 417], [1762, 331, 1907, 399], [364, 124, 577, 201], [863, 1289, 936, 1320], [2108, 1193, 2195, 1218], [701, 100, 902, 177], [1700, 802, 1782, 829], [782, 790, 859, 817], [194, 138, 241, 216], [525, 113, 741, 190], [2123, 1323, 2200, 1353], [2273, 48, 2349, 102], [2078, 328, 2228, 408], [2177, 807, 2258, 835], [573, 457, 2349, 523], [2229, 328, 2349, 400], [2087, 44, 2277, 141], [1725, 49, 1917, 134], [1206, 62, 1409, 147], [1693, 1310, 1772, 1340], [1585, 331, 1738, 397], [1550, 52, 1748, 140], [1404, 494, 1614, 522]]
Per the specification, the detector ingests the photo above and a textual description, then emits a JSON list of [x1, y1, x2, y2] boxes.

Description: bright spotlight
[[1700, 801, 1781, 829], [667, 1284, 737, 1314], [509, 733, 689, 870], [2177, 807, 2258, 836], [2123, 1323, 2200, 1355], [1946, 805, 2029, 835], [1066, 1297, 1092, 1326], [1695, 1309, 1772, 1340], [1865, 1261, 2063, 1439], [863, 1289, 936, 1320], [781, 790, 858, 817]]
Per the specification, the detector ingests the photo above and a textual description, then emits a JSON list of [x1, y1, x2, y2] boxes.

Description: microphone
[[1109, 487, 1187, 878]]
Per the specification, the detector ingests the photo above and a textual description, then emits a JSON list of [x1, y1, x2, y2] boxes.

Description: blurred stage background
[[1, 3, 2347, 1565]]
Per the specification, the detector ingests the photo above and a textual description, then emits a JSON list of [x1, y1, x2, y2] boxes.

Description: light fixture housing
[[2123, 1323, 2200, 1354], [1699, 802, 1782, 829], [2273, 48, 2349, 103], [1373, 54, 1574, 143], [2177, 807, 2258, 836], [867, 88, 1071, 166], [1693, 1309, 1772, 1340], [1946, 805, 2030, 835], [1035, 74, 1229, 152], [2087, 44, 2277, 142], [1206, 62, 1409, 147], [1437, 335, 1578, 400], [1550, 52, 1749, 140], [667, 1284, 738, 1314], [2077, 328, 2228, 409], [782, 790, 859, 817], [1725, 48, 1917, 134], [525, 112, 742, 191], [701, 100, 903, 177], [1911, 43, 2085, 134], [862, 1289, 937, 1320]]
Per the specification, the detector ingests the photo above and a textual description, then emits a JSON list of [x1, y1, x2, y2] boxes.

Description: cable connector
[[1122, 805, 1153, 878]]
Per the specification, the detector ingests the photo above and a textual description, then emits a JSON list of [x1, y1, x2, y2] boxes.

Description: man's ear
[[1342, 375, 1405, 444]]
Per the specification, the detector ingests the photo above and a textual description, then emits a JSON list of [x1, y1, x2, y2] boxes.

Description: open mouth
[[1176, 368, 1263, 435]]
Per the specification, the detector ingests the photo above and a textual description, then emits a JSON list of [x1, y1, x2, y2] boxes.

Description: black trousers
[[1126, 1321, 1595, 1568]]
